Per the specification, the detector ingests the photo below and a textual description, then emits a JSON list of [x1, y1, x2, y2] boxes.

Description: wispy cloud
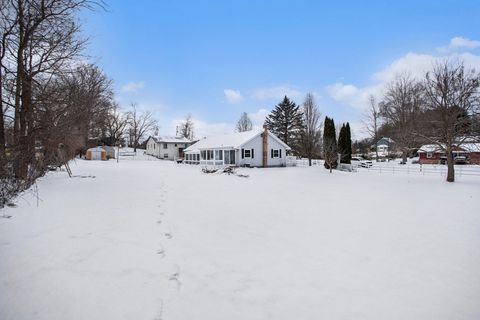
[[224, 89, 244, 104], [122, 81, 145, 93], [438, 36, 480, 53], [251, 85, 302, 100]]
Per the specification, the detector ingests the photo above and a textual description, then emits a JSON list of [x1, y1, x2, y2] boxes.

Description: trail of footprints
[[155, 183, 180, 290]]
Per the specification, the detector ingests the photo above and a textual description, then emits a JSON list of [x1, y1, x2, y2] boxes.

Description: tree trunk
[[446, 148, 455, 182], [0, 65, 6, 176], [402, 150, 407, 164]]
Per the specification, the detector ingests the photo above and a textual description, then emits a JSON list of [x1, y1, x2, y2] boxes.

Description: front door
[[178, 148, 184, 158], [224, 150, 236, 165]]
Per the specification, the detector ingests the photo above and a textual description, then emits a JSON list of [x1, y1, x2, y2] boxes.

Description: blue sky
[[80, 0, 480, 139]]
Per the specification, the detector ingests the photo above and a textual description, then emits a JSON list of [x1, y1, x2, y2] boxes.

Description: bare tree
[[236, 112, 252, 132], [178, 113, 194, 140], [105, 103, 128, 146], [363, 95, 381, 161], [127, 103, 157, 152], [299, 93, 322, 166], [420, 60, 480, 182], [380, 74, 423, 164]]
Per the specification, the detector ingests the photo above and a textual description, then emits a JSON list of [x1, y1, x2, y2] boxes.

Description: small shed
[[85, 147, 107, 161]]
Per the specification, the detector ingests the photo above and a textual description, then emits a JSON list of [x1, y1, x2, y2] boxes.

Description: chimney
[[262, 125, 268, 167]]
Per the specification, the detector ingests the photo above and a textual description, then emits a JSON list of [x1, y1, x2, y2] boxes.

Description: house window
[[207, 150, 213, 160], [271, 149, 280, 158], [153, 144, 155, 149], [215, 150, 223, 160], [175, 143, 177, 147], [244, 149, 251, 158], [164, 153, 168, 158], [163, 143, 168, 149], [427, 152, 433, 159]]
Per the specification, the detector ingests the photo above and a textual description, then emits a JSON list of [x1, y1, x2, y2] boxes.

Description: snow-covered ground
[[1, 153, 480, 320]]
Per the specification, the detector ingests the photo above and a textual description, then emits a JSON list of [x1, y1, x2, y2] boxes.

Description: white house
[[145, 136, 193, 160], [184, 127, 291, 167]]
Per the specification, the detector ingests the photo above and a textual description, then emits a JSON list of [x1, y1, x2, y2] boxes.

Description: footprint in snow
[[164, 233, 172, 239]]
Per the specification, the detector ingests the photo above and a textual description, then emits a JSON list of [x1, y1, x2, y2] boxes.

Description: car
[[454, 156, 467, 164], [351, 156, 373, 168]]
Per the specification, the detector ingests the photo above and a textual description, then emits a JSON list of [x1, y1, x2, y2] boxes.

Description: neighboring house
[[417, 143, 480, 164], [145, 136, 193, 160], [184, 127, 291, 167], [372, 137, 395, 157]]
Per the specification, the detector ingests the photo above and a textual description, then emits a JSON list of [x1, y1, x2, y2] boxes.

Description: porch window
[[201, 150, 206, 160], [215, 150, 223, 160], [207, 150, 213, 160]]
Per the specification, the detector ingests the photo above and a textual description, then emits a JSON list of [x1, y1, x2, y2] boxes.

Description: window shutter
[[242, 148, 244, 159], [271, 149, 273, 158], [279, 149, 282, 158], [251, 149, 254, 158]]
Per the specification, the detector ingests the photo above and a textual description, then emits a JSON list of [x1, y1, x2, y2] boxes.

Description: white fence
[[286, 157, 480, 178], [287, 157, 324, 167], [362, 163, 480, 177]]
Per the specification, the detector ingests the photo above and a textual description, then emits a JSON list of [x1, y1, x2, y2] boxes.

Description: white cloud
[[223, 89, 244, 104], [121, 81, 145, 93], [248, 108, 269, 126], [251, 85, 302, 100], [438, 36, 480, 52], [325, 39, 480, 110], [326, 82, 382, 110]]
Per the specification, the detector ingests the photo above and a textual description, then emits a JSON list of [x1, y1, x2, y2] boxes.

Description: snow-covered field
[[1, 153, 480, 320]]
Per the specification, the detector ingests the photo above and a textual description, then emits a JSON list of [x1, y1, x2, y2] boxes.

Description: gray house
[[145, 136, 193, 160], [184, 127, 290, 167]]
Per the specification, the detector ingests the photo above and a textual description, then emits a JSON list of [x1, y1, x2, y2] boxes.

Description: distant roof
[[149, 136, 192, 144], [418, 143, 480, 153], [184, 129, 290, 153], [418, 144, 444, 153]]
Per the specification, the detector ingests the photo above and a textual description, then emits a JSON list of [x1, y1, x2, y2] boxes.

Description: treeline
[[0, 1, 160, 205], [363, 60, 480, 182]]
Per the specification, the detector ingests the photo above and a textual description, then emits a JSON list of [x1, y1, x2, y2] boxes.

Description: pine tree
[[265, 96, 303, 153], [337, 122, 353, 164], [323, 117, 337, 172], [345, 122, 352, 164], [338, 124, 347, 163]]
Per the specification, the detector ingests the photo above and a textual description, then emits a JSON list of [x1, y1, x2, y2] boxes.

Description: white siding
[[145, 138, 190, 160], [238, 133, 287, 167]]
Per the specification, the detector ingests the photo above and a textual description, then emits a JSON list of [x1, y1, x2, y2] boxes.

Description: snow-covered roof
[[418, 143, 480, 153], [460, 143, 480, 153], [417, 144, 444, 153], [149, 136, 192, 144], [184, 129, 290, 153]]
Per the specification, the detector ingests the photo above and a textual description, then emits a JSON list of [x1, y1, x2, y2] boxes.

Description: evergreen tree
[[345, 122, 352, 164], [338, 124, 347, 163], [323, 117, 337, 172], [337, 122, 353, 164], [265, 96, 303, 153]]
